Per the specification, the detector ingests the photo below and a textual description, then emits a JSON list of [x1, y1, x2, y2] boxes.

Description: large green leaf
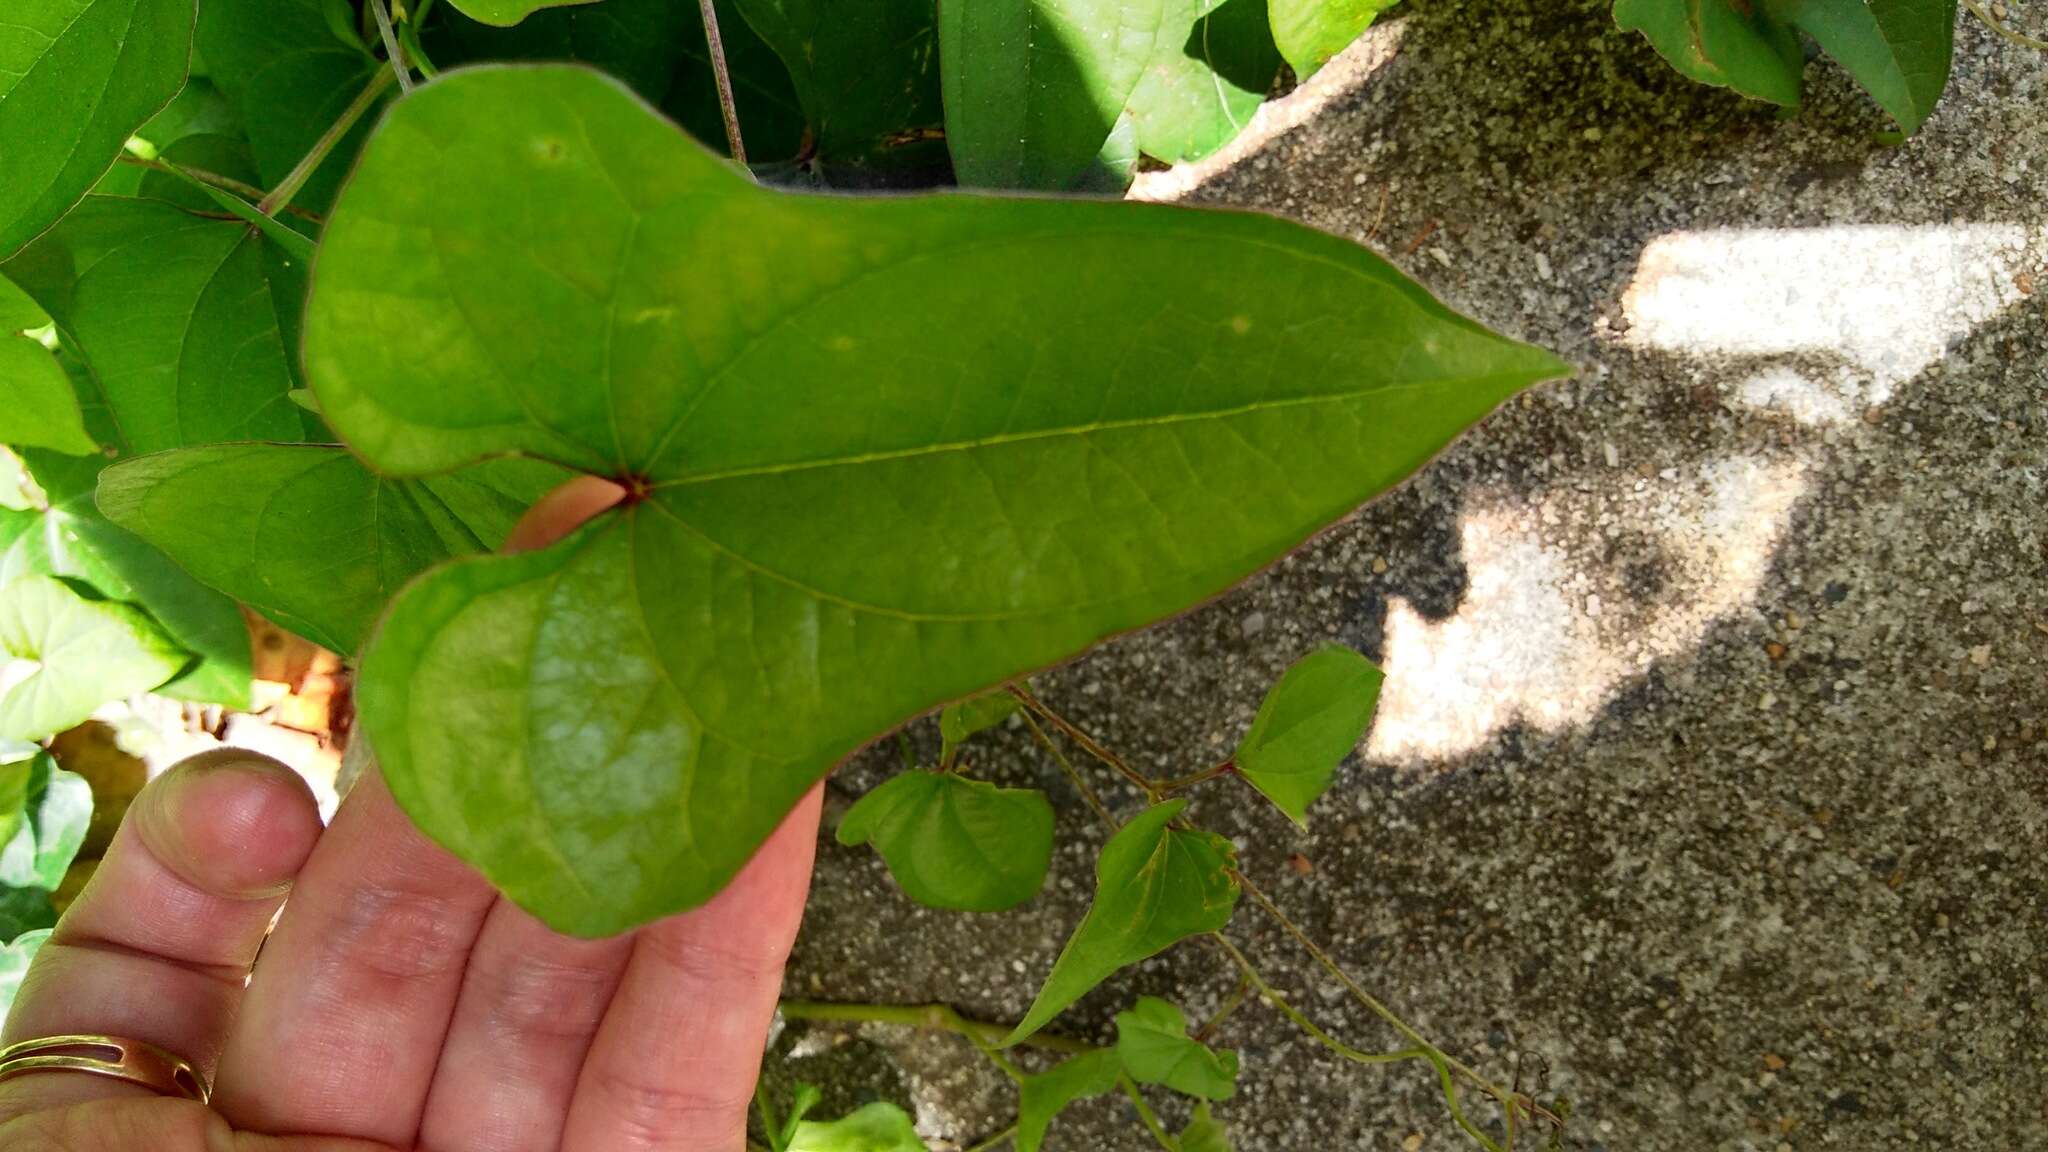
[[1779, 0, 1955, 134], [940, 0, 1180, 188], [1233, 644, 1380, 825], [835, 771, 1055, 911], [447, 0, 598, 27], [1006, 800, 1240, 1043], [0, 575, 189, 740], [1, 197, 310, 453], [0, 0, 195, 258], [1270, 0, 1397, 78], [1614, 0, 1804, 107], [789, 1102, 927, 1152], [305, 65, 1564, 935], [731, 0, 946, 171], [0, 754, 93, 891], [197, 0, 387, 213], [0, 335, 98, 456], [1125, 0, 1282, 165], [99, 444, 567, 655], [0, 927, 52, 1019], [1016, 1049, 1122, 1152], [1114, 996, 1239, 1100]]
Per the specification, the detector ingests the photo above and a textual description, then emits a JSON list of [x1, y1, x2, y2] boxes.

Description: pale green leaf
[[1126, 0, 1281, 165], [305, 66, 1565, 935], [836, 771, 1054, 911], [1614, 0, 1804, 106], [1179, 1102, 1233, 1152], [1271, 0, 1397, 77], [938, 691, 1020, 760], [732, 0, 946, 172], [0, 335, 99, 456], [0, 754, 93, 891], [99, 444, 569, 654], [1006, 800, 1240, 1042], [1016, 1049, 1123, 1152], [1780, 0, 1955, 134], [1114, 996, 1239, 1100], [447, 0, 599, 27], [1, 197, 311, 454], [0, 0, 196, 258], [0, 575, 189, 741], [941, 0, 1182, 188], [1233, 644, 1380, 825], [0, 927, 52, 1020], [789, 1102, 927, 1152]]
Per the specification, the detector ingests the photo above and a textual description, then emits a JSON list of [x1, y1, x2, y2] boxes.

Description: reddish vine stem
[[1154, 758, 1235, 793], [694, 0, 749, 166], [1006, 683, 1162, 801]]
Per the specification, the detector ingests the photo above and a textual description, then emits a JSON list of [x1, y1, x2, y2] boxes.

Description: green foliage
[[761, 1082, 823, 1152], [788, 1101, 927, 1151], [1614, 0, 1957, 133], [299, 64, 1557, 935], [1179, 1102, 1235, 1152], [731, 0, 947, 174], [938, 692, 1020, 764], [0, 0, 195, 258], [1, 754, 92, 892], [835, 771, 1055, 911], [0, 576, 188, 741], [1008, 800, 1240, 1043], [1115, 996, 1240, 1100], [0, 927, 52, 1019], [99, 445, 566, 654], [1016, 1049, 1123, 1152], [1271, 0, 1398, 77], [0, 335, 97, 457], [447, 0, 596, 27], [1125, 0, 1284, 166], [1234, 644, 1382, 825]]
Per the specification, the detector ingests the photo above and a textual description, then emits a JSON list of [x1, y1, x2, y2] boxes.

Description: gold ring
[[0, 1035, 210, 1103]]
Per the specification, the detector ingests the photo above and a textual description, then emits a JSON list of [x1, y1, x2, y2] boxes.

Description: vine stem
[[1007, 684, 1162, 802], [1118, 1077, 1178, 1150], [369, 0, 413, 93], [1014, 697, 1118, 829], [115, 156, 322, 223], [694, 0, 749, 165], [1154, 758, 1235, 793], [964, 1123, 1019, 1152], [259, 67, 399, 216], [777, 999, 1095, 1055], [1963, 0, 2048, 49]]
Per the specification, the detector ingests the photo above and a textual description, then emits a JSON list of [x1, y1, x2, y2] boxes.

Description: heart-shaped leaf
[[1114, 996, 1240, 1100], [1125, 0, 1282, 165], [0, 0, 196, 258], [731, 0, 946, 172], [789, 1102, 926, 1151], [306, 65, 1564, 935], [1006, 800, 1239, 1043], [940, 0, 1180, 188], [0, 575, 189, 740], [99, 444, 570, 654], [0, 927, 52, 1019], [1270, 0, 1397, 78], [0, 753, 93, 891], [1234, 644, 1380, 825], [0, 334, 98, 456], [835, 771, 1055, 911], [1779, 0, 1955, 134], [1016, 1049, 1123, 1152]]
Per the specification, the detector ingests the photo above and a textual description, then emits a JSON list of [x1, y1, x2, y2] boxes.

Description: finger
[[0, 751, 321, 1121], [561, 786, 824, 1152], [0, 1097, 397, 1152], [504, 475, 624, 554], [414, 903, 633, 1152], [211, 771, 497, 1145]]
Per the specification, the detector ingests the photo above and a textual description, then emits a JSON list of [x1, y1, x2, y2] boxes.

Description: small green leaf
[[1007, 800, 1239, 1043], [941, 0, 1181, 188], [1614, 0, 1804, 107], [1016, 1049, 1123, 1152], [98, 444, 568, 654], [0, 927, 52, 1019], [1179, 1102, 1234, 1152], [1125, 0, 1282, 165], [938, 691, 1020, 761], [1233, 644, 1381, 825], [0, 335, 98, 456], [789, 1101, 928, 1152], [0, 754, 93, 891], [1780, 0, 1955, 134], [0, 575, 190, 741], [1271, 0, 1398, 78], [765, 1082, 823, 1152], [1114, 996, 1239, 1100], [308, 66, 1564, 935], [0, 0, 196, 258], [732, 0, 947, 172], [836, 772, 1054, 912], [427, 0, 702, 104], [446, 0, 598, 27]]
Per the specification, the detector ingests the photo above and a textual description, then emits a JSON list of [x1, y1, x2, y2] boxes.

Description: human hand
[[0, 476, 825, 1152]]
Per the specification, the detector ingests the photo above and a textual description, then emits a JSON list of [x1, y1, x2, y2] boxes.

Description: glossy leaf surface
[[0, 575, 188, 740], [1270, 0, 1396, 77], [1782, 0, 1955, 134], [1016, 1049, 1122, 1152], [0, 0, 194, 257], [307, 65, 1564, 935], [0, 754, 92, 891], [1114, 996, 1240, 1100], [1006, 800, 1240, 1042], [1233, 644, 1380, 824], [836, 771, 1054, 911], [99, 444, 566, 654], [1125, 0, 1281, 165]]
